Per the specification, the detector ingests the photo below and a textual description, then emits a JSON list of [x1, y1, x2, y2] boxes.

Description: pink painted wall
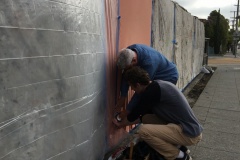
[[104, 0, 152, 150], [119, 0, 152, 49], [105, 0, 127, 149], [118, 0, 152, 127]]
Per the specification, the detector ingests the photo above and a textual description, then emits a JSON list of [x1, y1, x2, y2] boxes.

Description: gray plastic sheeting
[[0, 0, 107, 159], [152, 0, 205, 90]]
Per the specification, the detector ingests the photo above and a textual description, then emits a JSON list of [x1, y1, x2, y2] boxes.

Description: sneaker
[[179, 146, 190, 154], [175, 152, 192, 160]]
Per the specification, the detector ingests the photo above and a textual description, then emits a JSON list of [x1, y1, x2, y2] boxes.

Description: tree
[[214, 9, 221, 54], [205, 10, 230, 54]]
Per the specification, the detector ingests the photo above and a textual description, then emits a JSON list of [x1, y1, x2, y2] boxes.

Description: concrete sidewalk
[[189, 55, 240, 159]]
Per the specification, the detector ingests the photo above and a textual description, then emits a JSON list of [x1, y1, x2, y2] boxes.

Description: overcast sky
[[173, 0, 237, 27]]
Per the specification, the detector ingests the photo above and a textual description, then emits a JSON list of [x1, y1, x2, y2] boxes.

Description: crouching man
[[113, 66, 203, 160]]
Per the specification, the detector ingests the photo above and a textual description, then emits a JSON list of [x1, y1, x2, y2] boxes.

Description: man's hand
[[113, 111, 140, 128], [118, 110, 128, 119], [115, 97, 126, 113], [112, 115, 130, 128]]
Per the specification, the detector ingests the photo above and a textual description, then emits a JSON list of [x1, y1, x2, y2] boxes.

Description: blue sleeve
[[127, 92, 153, 122], [127, 93, 142, 122], [126, 93, 141, 112], [120, 76, 129, 97]]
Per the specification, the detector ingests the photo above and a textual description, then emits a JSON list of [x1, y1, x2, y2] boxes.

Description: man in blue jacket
[[116, 44, 179, 113]]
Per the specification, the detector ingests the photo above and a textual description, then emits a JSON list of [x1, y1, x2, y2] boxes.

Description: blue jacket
[[120, 44, 179, 111]]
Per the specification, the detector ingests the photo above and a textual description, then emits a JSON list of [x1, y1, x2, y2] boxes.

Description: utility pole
[[236, 0, 239, 32], [231, 11, 236, 55], [234, 0, 240, 57], [232, 20, 235, 30], [230, 11, 236, 30]]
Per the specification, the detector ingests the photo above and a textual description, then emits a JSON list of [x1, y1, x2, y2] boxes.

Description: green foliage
[[205, 10, 230, 54], [228, 29, 234, 45]]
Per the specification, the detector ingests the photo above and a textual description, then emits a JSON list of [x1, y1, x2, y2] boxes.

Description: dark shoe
[[179, 146, 190, 154], [175, 152, 192, 160]]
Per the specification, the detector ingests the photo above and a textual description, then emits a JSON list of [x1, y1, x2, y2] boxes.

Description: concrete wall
[[0, 0, 107, 160], [152, 0, 205, 89]]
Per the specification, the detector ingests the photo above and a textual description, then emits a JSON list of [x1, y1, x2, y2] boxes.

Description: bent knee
[[137, 124, 153, 137]]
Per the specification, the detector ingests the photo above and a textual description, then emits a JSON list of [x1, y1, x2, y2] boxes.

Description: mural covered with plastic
[[151, 0, 175, 61], [152, 0, 205, 89], [105, 0, 127, 150]]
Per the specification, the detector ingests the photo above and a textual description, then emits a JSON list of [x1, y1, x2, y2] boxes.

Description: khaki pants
[[137, 114, 202, 160]]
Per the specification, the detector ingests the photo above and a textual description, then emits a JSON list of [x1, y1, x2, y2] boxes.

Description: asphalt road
[[208, 52, 240, 65]]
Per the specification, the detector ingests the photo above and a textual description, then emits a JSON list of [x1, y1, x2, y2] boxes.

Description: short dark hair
[[124, 66, 150, 86]]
